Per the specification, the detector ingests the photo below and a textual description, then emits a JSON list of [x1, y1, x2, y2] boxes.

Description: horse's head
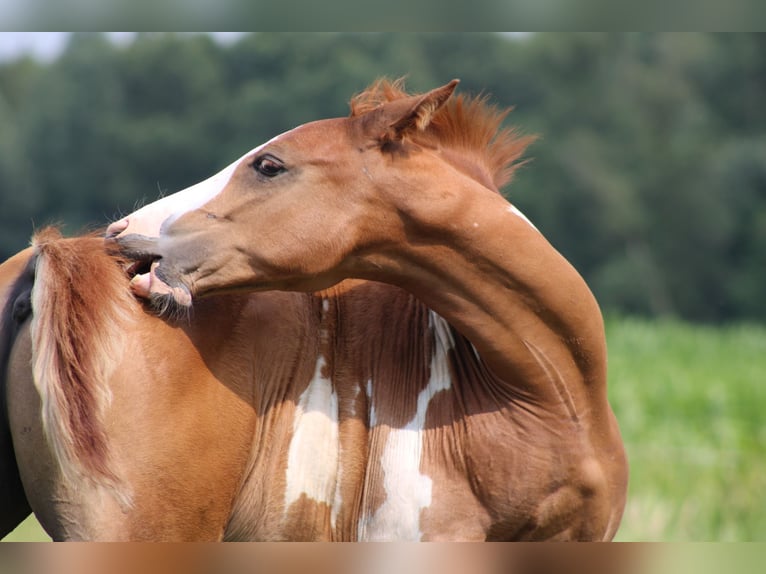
[[108, 79, 531, 316], [107, 81, 459, 313]]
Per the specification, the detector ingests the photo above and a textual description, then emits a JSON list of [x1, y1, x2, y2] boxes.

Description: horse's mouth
[[125, 256, 155, 280], [108, 233, 193, 314], [108, 233, 161, 280], [130, 259, 195, 315]]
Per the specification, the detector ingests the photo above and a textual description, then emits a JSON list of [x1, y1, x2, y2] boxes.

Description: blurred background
[[1, 32, 764, 541]]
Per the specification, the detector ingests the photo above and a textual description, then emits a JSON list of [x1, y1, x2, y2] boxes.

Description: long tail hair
[[30, 228, 135, 506]]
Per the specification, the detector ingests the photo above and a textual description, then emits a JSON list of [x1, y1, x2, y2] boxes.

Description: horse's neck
[[351, 180, 607, 410]]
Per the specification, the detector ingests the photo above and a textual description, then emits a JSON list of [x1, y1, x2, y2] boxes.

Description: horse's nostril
[[105, 219, 129, 239]]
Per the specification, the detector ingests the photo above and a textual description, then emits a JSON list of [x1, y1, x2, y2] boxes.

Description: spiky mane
[[350, 78, 536, 190]]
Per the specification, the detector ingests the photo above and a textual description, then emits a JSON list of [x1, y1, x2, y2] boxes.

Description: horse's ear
[[363, 79, 459, 143]]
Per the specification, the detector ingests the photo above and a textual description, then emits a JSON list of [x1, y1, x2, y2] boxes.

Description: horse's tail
[[30, 227, 135, 505]]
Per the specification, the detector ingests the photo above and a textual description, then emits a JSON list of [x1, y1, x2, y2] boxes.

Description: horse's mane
[[350, 78, 536, 190], [30, 227, 135, 505]]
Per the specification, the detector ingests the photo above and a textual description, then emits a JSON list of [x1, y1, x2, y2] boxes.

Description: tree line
[[1, 33, 764, 323]]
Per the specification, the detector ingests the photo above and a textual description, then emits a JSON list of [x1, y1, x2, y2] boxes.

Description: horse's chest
[[282, 417, 444, 541], [280, 317, 463, 541], [232, 312, 491, 541], [283, 356, 340, 518]]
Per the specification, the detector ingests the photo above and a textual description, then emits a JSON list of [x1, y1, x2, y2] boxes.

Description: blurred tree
[[16, 33, 125, 230], [0, 32, 763, 323], [112, 33, 228, 202], [0, 57, 45, 251]]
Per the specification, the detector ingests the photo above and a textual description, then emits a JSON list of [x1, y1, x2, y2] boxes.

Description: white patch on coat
[[284, 356, 339, 512], [506, 203, 539, 231], [358, 311, 454, 541], [366, 378, 377, 427]]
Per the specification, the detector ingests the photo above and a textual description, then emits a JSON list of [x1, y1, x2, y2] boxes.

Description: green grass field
[[607, 317, 766, 541], [3, 317, 765, 542]]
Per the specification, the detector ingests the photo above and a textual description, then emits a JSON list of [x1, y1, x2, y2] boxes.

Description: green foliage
[[0, 32, 764, 323]]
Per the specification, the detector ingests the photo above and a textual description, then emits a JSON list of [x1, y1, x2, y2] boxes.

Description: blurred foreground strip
[[3, 543, 766, 574], [1, 542, 647, 574]]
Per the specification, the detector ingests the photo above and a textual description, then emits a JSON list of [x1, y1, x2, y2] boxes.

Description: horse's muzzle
[[106, 233, 187, 306]]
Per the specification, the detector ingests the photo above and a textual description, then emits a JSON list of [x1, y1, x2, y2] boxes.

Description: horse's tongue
[[129, 260, 193, 309], [129, 259, 163, 299]]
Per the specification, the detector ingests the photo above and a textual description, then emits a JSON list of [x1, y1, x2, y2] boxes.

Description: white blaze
[[284, 356, 339, 512], [117, 131, 291, 237], [359, 311, 454, 541]]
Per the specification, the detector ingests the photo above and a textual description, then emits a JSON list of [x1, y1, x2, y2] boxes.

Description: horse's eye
[[253, 155, 285, 178]]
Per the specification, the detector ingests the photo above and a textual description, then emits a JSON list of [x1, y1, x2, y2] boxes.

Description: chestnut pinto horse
[[2, 80, 627, 540]]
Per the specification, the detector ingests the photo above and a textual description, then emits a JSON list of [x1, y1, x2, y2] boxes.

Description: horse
[[2, 79, 627, 540]]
